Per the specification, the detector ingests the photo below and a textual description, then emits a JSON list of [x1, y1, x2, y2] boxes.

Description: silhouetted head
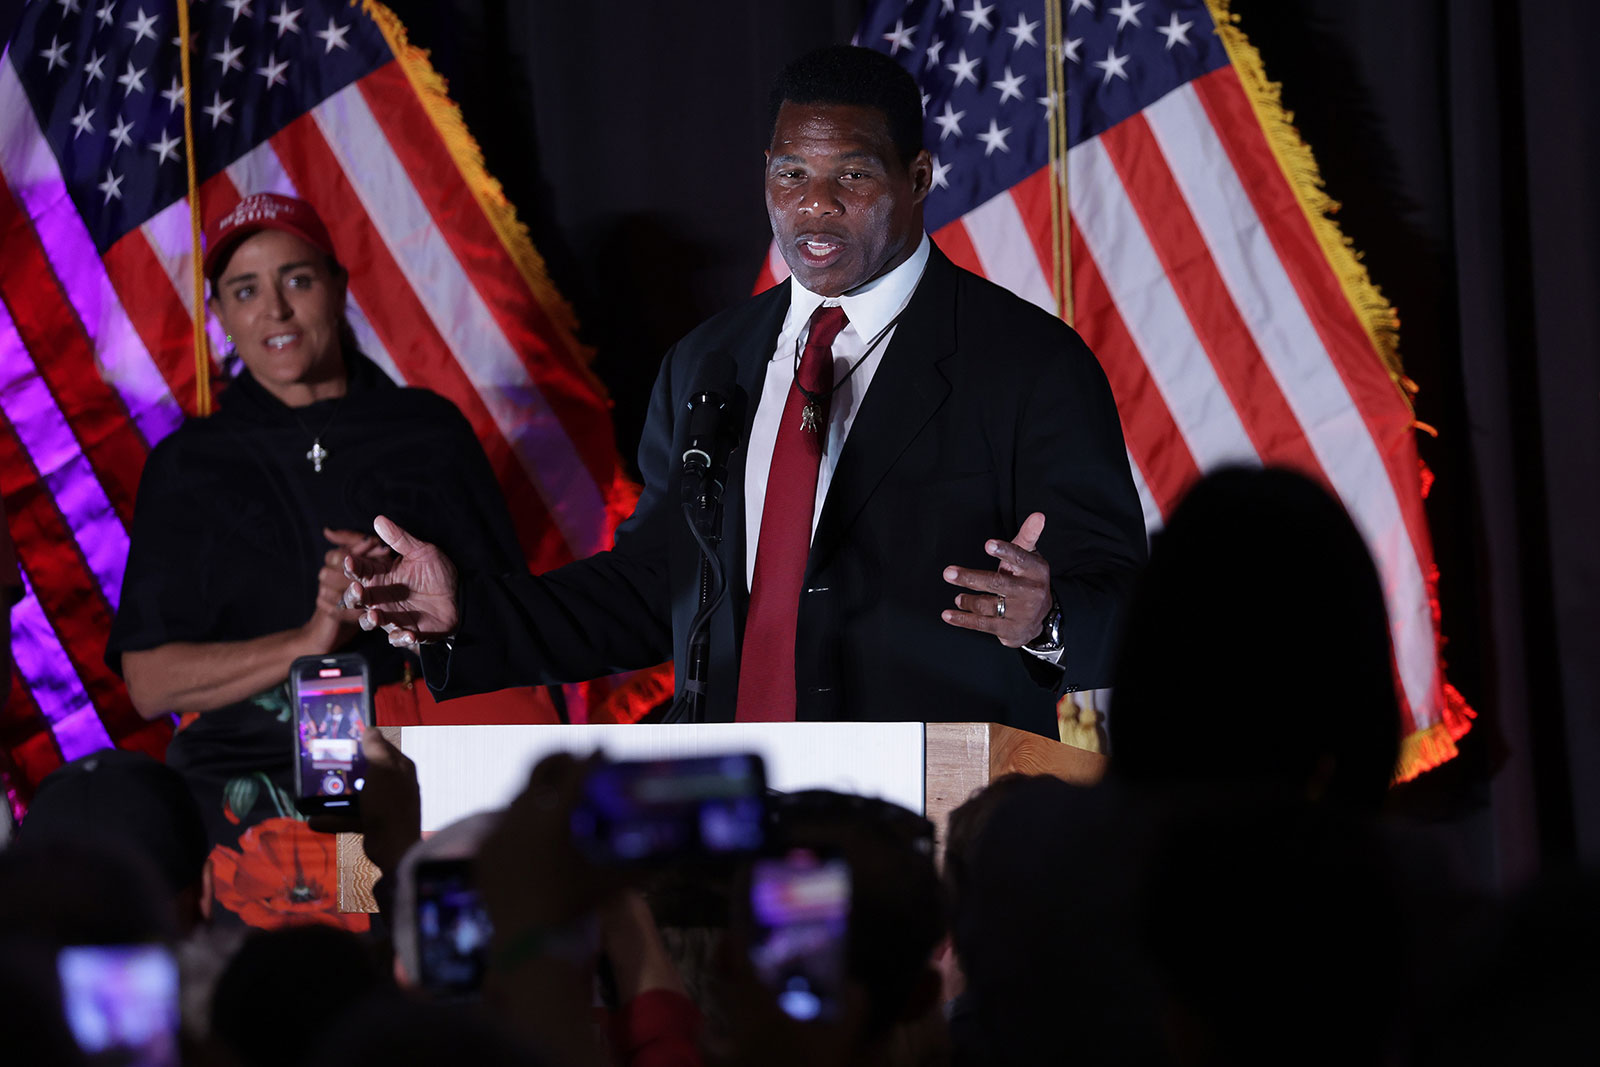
[[22, 749, 209, 931], [1109, 467, 1401, 809], [210, 924, 388, 1067]]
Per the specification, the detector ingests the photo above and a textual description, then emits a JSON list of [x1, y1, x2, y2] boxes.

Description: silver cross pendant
[[306, 439, 329, 473]]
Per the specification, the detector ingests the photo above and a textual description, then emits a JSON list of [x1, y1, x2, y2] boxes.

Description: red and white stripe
[[758, 66, 1458, 742]]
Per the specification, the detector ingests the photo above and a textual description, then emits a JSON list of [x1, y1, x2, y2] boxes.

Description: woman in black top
[[106, 193, 529, 928]]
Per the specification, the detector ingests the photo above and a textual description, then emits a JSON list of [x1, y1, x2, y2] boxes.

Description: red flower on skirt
[[209, 817, 370, 932]]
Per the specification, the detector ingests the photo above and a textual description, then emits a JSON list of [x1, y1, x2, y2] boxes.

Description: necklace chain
[[792, 306, 907, 437]]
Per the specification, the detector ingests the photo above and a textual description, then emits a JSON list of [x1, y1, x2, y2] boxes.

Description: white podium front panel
[[400, 722, 926, 832]]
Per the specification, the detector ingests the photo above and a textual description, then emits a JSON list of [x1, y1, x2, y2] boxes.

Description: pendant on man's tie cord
[[800, 401, 821, 434], [306, 440, 329, 473]]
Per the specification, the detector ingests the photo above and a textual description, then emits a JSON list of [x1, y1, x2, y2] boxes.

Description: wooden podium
[[338, 722, 1105, 912]]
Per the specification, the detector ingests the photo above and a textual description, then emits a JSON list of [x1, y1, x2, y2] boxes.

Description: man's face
[[765, 102, 932, 298]]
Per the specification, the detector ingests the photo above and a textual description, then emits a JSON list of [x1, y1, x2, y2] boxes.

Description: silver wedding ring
[[995, 596, 1007, 619]]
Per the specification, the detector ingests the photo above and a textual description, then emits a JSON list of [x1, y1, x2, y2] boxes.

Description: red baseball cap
[[202, 192, 337, 280]]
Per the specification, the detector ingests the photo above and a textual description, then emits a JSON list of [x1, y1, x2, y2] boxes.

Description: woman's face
[[209, 229, 348, 406]]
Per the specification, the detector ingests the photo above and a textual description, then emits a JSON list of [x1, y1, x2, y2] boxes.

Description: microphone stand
[[672, 501, 723, 723], [663, 393, 730, 724]]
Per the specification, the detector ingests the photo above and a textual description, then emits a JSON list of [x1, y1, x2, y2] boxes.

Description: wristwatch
[[1024, 597, 1063, 654]]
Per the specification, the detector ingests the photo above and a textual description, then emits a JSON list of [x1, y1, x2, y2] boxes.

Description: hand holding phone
[[290, 654, 372, 815]]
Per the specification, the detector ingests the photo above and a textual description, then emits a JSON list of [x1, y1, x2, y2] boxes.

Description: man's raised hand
[[941, 511, 1054, 648], [342, 515, 461, 648]]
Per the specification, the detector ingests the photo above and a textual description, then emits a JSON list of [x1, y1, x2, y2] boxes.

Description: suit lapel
[[722, 282, 791, 616], [808, 249, 957, 575]]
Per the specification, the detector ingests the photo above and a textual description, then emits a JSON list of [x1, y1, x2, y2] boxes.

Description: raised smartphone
[[290, 653, 371, 815], [569, 753, 767, 865], [747, 850, 852, 1022]]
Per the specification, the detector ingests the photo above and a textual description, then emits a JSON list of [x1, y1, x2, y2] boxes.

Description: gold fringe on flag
[[1204, 0, 1412, 415], [176, 0, 212, 415], [359, 0, 604, 392]]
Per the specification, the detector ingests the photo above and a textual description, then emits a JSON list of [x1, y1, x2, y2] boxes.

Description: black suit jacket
[[429, 247, 1147, 737]]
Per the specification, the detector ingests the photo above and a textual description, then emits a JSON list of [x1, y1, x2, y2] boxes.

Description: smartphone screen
[[57, 944, 180, 1067], [290, 654, 370, 813], [414, 858, 494, 999], [748, 851, 851, 1022], [570, 753, 766, 865]]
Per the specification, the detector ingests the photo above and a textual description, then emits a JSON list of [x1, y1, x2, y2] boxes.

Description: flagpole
[[1045, 0, 1074, 326], [175, 0, 211, 415]]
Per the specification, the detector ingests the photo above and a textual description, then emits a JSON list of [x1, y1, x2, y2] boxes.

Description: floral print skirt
[[166, 683, 368, 933]]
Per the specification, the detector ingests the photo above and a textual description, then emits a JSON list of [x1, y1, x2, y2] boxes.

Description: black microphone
[[682, 391, 732, 538], [682, 390, 728, 475]]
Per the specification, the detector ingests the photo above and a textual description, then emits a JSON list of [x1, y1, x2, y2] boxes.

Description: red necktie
[[736, 304, 848, 722]]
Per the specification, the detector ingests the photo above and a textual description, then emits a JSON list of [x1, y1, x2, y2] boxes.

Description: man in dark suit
[[346, 47, 1146, 737]]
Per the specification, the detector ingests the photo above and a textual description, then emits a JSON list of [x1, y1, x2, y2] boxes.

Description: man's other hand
[[940, 512, 1053, 648], [342, 515, 461, 648]]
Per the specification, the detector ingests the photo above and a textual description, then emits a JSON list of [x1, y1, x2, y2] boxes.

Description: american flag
[[0, 0, 644, 805], [756, 0, 1474, 779]]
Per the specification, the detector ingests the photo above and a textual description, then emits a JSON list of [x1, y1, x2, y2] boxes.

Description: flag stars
[[1005, 14, 1039, 50], [933, 100, 965, 141], [95, 3, 115, 28], [315, 17, 351, 53], [257, 55, 291, 88], [1094, 45, 1131, 85], [991, 66, 1026, 105], [38, 36, 70, 74], [98, 169, 124, 204], [56, 0, 82, 14], [116, 60, 148, 94], [162, 76, 186, 111], [882, 18, 915, 55], [962, 1, 995, 34], [213, 41, 245, 75], [976, 119, 1011, 156], [149, 129, 183, 165], [1063, 37, 1083, 64], [108, 114, 135, 150], [1069, 0, 1095, 14], [930, 155, 952, 190], [1109, 0, 1145, 31], [203, 91, 235, 128], [926, 37, 946, 70], [945, 48, 980, 87], [224, 0, 253, 21], [270, 3, 304, 37], [1158, 12, 1195, 49], [85, 50, 107, 83], [125, 7, 160, 45], [69, 104, 96, 139]]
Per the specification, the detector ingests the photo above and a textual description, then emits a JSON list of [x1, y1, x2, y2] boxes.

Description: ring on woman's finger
[[995, 595, 1007, 619]]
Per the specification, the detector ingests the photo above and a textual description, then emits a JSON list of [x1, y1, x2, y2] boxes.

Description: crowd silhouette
[[1, 468, 1587, 1066]]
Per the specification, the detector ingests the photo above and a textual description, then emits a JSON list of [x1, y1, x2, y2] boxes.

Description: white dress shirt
[[743, 235, 932, 588]]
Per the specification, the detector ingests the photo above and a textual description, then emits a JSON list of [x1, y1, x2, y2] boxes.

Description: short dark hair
[[767, 45, 925, 165]]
